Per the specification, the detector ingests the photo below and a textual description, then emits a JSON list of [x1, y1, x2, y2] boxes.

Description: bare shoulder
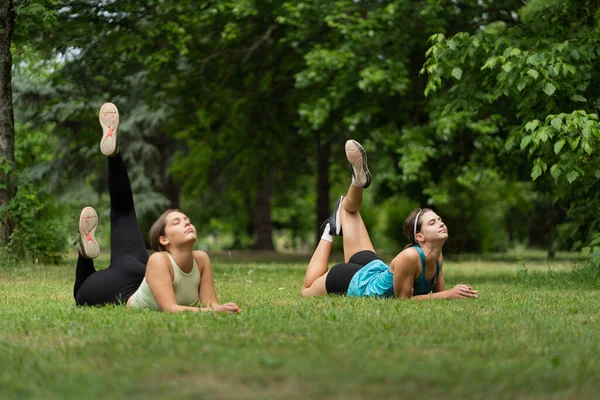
[[146, 252, 173, 278], [390, 247, 421, 274], [148, 251, 170, 268], [193, 250, 211, 265]]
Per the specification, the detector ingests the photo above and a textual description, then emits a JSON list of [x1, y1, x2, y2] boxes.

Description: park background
[[1, 1, 600, 399], [1, 0, 600, 263]]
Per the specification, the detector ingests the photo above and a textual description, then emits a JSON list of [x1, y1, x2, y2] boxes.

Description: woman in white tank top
[[73, 103, 240, 314], [127, 209, 241, 313]]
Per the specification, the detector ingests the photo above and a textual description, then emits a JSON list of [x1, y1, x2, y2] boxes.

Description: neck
[[165, 244, 194, 269], [417, 242, 443, 263]]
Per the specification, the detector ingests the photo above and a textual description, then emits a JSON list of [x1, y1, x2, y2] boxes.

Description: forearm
[[164, 304, 202, 313], [410, 291, 448, 301], [199, 288, 218, 307], [200, 299, 219, 307], [198, 303, 221, 312]]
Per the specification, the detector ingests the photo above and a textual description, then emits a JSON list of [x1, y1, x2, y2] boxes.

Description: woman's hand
[[211, 302, 241, 313], [446, 284, 479, 299]]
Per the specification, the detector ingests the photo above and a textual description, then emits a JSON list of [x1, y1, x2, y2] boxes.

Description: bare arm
[[394, 250, 478, 300], [433, 253, 445, 292], [411, 258, 448, 300], [195, 251, 240, 313], [423, 253, 479, 299], [195, 251, 218, 306], [145, 253, 202, 313], [392, 250, 419, 299]]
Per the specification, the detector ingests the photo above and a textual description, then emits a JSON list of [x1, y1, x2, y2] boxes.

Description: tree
[[279, 0, 532, 252], [14, 1, 310, 250], [14, 0, 585, 256], [0, 0, 15, 242], [423, 0, 600, 255]]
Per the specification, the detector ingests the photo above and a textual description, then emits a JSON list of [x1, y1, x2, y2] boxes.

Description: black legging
[[73, 154, 149, 306]]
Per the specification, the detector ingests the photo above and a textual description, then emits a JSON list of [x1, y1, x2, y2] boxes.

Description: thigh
[[110, 209, 149, 263], [76, 256, 146, 306], [75, 268, 127, 306], [325, 263, 364, 295], [348, 250, 380, 266], [341, 210, 376, 263]]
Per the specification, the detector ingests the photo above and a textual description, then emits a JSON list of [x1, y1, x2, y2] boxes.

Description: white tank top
[[129, 252, 200, 310]]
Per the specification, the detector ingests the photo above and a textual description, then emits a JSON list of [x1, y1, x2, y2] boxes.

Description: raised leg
[[340, 140, 376, 262], [107, 147, 148, 265], [340, 186, 375, 262]]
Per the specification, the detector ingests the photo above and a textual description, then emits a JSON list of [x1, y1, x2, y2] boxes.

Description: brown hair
[[402, 208, 432, 249], [148, 209, 181, 252]]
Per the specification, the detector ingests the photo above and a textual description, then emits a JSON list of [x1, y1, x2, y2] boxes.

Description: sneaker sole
[[345, 140, 371, 188], [79, 207, 100, 259], [99, 103, 119, 157], [329, 195, 344, 236]]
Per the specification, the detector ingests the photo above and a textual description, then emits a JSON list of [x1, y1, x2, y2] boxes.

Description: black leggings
[[325, 250, 381, 295], [73, 154, 148, 306]]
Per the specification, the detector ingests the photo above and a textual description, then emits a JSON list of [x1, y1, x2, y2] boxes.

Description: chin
[[183, 235, 197, 245]]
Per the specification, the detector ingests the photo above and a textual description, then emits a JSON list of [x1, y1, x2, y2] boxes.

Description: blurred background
[[2, 0, 600, 263]]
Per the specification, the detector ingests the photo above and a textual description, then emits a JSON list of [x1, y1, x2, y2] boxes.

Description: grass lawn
[[1, 251, 599, 399]]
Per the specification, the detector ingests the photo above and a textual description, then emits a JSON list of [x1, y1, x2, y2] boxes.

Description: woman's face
[[417, 210, 448, 244], [162, 211, 197, 248]]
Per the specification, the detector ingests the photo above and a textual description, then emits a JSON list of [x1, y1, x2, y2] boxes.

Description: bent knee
[[301, 286, 327, 298]]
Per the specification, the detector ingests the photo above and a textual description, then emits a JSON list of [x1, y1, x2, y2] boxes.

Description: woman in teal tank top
[[301, 140, 479, 301]]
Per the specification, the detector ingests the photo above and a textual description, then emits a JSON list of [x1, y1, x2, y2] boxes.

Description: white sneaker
[[77, 207, 100, 259], [345, 140, 371, 188], [99, 103, 119, 157]]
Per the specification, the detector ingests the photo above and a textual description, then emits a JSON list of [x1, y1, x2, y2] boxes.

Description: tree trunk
[[315, 132, 331, 245], [163, 173, 180, 209], [0, 0, 15, 243], [252, 178, 274, 250], [155, 129, 180, 209]]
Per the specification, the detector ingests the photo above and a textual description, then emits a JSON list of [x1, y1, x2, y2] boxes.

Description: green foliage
[[0, 115, 71, 264], [13, 0, 597, 255], [381, 195, 419, 247], [423, 0, 600, 252], [0, 170, 67, 264]]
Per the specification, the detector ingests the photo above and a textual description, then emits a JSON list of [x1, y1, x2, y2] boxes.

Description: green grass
[[1, 251, 600, 399]]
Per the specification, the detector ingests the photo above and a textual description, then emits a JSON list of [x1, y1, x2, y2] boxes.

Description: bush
[[0, 181, 68, 264]]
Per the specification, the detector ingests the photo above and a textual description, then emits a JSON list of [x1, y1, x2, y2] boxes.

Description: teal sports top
[[347, 246, 440, 298]]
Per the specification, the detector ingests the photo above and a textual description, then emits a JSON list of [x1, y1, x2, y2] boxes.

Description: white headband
[[413, 209, 422, 243]]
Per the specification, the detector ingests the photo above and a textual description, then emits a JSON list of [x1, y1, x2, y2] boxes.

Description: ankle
[[321, 223, 333, 243]]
